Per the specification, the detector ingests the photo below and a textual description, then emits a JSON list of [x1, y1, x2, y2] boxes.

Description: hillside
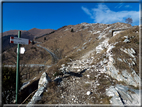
[[2, 22, 141, 106], [35, 22, 140, 105]]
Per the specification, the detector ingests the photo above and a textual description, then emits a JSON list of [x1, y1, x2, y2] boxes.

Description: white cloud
[[125, 5, 132, 8], [81, 6, 92, 17], [115, 3, 123, 9], [81, 4, 139, 25]]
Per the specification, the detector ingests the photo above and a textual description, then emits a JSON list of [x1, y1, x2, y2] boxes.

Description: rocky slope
[[30, 22, 140, 106]]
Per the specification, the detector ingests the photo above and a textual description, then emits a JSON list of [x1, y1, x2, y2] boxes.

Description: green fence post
[[15, 31, 21, 104]]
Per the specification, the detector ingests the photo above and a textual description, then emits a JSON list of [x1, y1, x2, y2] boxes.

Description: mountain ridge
[[2, 28, 54, 51]]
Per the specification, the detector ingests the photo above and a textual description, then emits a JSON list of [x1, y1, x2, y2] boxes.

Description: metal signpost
[[16, 31, 20, 104], [10, 31, 31, 104], [10, 36, 31, 45]]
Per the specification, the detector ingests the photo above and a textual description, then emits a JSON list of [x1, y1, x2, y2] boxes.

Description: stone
[[77, 69, 81, 72], [38, 72, 51, 89], [27, 72, 52, 106], [87, 75, 90, 78], [120, 48, 136, 58], [54, 77, 62, 84], [123, 38, 130, 43], [106, 84, 141, 105], [86, 91, 92, 95], [27, 87, 44, 106], [61, 64, 65, 67]]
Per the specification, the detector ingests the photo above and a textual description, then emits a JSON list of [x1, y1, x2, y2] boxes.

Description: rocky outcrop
[[26, 72, 51, 106], [106, 84, 141, 106], [38, 72, 51, 89]]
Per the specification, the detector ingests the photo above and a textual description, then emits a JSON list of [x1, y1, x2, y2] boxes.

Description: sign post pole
[[10, 31, 31, 103], [15, 31, 21, 104]]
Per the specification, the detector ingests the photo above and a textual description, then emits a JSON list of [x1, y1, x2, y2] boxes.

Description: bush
[[2, 66, 22, 104]]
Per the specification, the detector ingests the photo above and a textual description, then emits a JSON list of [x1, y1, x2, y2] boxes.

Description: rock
[[106, 61, 140, 87], [27, 87, 45, 106], [117, 58, 123, 62], [87, 75, 90, 78], [72, 95, 75, 98], [54, 77, 62, 84], [27, 72, 51, 106], [103, 58, 108, 64], [123, 36, 130, 43], [123, 38, 130, 43], [63, 73, 70, 77], [86, 91, 92, 95], [106, 84, 141, 105], [61, 64, 65, 67], [38, 72, 51, 89], [106, 86, 125, 105], [77, 69, 81, 72], [120, 48, 136, 58]]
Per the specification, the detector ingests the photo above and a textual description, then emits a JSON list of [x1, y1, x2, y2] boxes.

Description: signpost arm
[[16, 31, 21, 104]]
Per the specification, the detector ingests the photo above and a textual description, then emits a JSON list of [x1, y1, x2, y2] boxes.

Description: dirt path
[[36, 45, 58, 63]]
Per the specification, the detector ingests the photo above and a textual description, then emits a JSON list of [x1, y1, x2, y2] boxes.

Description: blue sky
[[2, 2, 140, 32]]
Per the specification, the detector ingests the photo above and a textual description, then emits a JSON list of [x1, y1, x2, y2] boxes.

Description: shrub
[[2, 66, 22, 104]]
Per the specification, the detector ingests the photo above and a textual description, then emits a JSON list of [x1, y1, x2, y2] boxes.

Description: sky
[[2, 1, 140, 32]]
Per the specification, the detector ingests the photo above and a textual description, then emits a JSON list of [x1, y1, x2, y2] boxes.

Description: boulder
[[86, 91, 92, 95], [27, 72, 51, 106], [38, 72, 51, 89]]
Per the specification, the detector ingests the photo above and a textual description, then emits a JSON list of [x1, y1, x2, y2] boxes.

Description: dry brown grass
[[2, 43, 52, 65], [37, 81, 68, 104], [88, 73, 114, 104], [37, 82, 58, 104]]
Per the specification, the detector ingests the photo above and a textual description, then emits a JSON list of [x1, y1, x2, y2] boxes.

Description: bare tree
[[125, 18, 133, 24]]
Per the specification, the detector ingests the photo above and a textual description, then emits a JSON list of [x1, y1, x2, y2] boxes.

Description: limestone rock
[[27, 72, 51, 106], [86, 91, 92, 95], [38, 72, 51, 89], [106, 84, 141, 105], [27, 87, 44, 107]]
